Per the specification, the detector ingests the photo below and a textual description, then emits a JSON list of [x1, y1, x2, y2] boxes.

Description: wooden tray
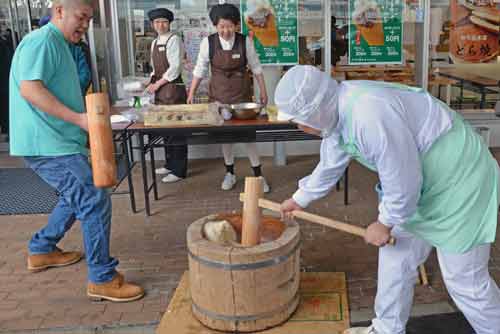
[[144, 103, 223, 126]]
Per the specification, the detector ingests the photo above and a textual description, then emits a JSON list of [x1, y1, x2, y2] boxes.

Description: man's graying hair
[[52, 0, 95, 7]]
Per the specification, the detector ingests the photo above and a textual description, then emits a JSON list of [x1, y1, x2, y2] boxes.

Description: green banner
[[348, 0, 403, 65], [241, 0, 298, 65]]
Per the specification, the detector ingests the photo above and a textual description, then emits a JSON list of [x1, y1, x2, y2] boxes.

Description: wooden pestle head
[[241, 177, 264, 247], [85, 93, 117, 188]]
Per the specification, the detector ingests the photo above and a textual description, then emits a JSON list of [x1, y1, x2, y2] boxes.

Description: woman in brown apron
[[146, 8, 188, 183], [187, 4, 270, 193]]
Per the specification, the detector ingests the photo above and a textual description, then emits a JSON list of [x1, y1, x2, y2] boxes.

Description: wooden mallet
[[86, 93, 117, 188], [239, 189, 396, 246], [238, 179, 433, 285]]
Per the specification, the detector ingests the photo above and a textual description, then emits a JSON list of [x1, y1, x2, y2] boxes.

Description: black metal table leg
[[149, 135, 159, 201], [128, 133, 135, 163], [138, 134, 151, 216], [122, 130, 136, 213], [459, 80, 464, 108], [344, 166, 349, 205], [480, 87, 485, 109]]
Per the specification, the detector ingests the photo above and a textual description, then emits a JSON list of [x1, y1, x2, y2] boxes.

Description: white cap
[[274, 65, 340, 137]]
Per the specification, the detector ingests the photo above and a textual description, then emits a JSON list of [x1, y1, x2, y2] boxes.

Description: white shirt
[[150, 32, 184, 82], [292, 82, 453, 227], [192, 34, 263, 79]]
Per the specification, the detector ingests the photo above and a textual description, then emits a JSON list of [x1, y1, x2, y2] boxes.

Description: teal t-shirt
[[9, 22, 87, 156]]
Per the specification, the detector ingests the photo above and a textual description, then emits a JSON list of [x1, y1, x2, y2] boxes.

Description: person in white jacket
[[275, 65, 500, 334]]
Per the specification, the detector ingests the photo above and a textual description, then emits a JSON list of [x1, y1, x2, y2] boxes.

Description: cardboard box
[[157, 272, 349, 334]]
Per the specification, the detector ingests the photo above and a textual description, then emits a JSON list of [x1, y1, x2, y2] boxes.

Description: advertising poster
[[183, 28, 211, 96], [348, 0, 404, 65], [449, 0, 499, 64], [241, 0, 299, 65]]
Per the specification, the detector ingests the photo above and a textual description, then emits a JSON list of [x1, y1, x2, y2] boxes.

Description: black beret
[[148, 8, 174, 22], [209, 4, 240, 25]]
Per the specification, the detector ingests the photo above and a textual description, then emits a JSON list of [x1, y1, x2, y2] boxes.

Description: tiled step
[[0, 142, 9, 152]]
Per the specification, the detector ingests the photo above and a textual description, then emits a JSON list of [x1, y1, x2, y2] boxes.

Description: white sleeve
[[292, 135, 351, 208], [192, 37, 210, 79], [150, 39, 156, 77], [245, 36, 263, 75], [352, 98, 423, 227], [163, 35, 184, 82]]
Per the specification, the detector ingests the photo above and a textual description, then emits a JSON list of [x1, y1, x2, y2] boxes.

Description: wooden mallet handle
[[239, 194, 396, 246]]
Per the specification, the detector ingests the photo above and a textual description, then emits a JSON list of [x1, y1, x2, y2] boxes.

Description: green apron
[[339, 82, 498, 253]]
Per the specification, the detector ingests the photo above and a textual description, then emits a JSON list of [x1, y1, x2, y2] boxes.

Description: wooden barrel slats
[[187, 214, 301, 332]]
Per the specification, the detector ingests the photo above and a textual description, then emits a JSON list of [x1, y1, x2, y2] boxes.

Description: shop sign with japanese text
[[348, 0, 404, 65], [241, 0, 299, 65]]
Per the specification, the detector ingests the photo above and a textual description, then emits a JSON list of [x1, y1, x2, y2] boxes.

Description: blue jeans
[[24, 154, 118, 283]]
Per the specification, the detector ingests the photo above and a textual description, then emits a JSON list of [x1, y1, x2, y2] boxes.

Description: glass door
[[0, 0, 17, 48], [11, 0, 31, 39], [0, 0, 15, 139]]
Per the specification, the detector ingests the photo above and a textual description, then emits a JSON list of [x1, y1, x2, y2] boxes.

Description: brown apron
[[151, 34, 188, 178], [208, 33, 252, 104], [151, 34, 187, 105]]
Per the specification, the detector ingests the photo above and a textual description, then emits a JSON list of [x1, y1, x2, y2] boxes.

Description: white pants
[[222, 143, 261, 167], [372, 227, 500, 334]]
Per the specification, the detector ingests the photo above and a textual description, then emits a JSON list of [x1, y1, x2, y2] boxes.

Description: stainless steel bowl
[[230, 102, 263, 120]]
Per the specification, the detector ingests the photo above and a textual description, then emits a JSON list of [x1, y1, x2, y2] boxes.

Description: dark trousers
[[0, 89, 8, 134], [163, 136, 188, 178]]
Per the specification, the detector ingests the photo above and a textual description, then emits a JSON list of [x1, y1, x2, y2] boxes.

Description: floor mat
[[0, 168, 57, 215], [355, 312, 474, 334]]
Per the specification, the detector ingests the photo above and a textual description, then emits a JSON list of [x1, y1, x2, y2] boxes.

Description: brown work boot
[[27, 248, 83, 272], [87, 272, 145, 302]]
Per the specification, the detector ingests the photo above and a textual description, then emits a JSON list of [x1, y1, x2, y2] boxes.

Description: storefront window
[[297, 0, 325, 68], [112, 0, 305, 102], [330, 0, 419, 86], [429, 0, 499, 110], [106, 0, 498, 110]]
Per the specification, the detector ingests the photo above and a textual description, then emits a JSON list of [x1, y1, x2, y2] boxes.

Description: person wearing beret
[[147, 8, 189, 183], [187, 4, 270, 193]]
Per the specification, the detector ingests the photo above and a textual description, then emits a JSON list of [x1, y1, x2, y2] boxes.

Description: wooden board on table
[[144, 103, 223, 126], [156, 271, 350, 334]]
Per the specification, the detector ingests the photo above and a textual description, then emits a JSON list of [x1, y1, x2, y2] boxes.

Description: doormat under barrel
[[0, 168, 58, 215], [157, 272, 350, 334]]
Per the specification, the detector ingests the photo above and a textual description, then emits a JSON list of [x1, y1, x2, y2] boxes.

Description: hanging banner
[[449, 0, 499, 64], [348, 0, 404, 65], [241, 0, 299, 65]]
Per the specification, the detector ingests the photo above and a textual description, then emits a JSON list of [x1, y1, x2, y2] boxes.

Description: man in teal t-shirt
[[9, 0, 143, 303]]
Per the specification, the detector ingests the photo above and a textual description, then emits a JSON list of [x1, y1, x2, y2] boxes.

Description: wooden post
[[419, 264, 429, 286], [241, 177, 264, 246], [86, 93, 117, 188]]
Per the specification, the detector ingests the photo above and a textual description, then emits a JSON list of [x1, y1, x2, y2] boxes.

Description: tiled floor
[[0, 153, 499, 332]]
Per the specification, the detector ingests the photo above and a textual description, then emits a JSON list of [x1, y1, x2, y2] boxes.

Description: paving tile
[[119, 311, 162, 325], [80, 310, 122, 327], [105, 300, 144, 314], [0, 308, 29, 321], [0, 316, 44, 331], [0, 300, 19, 310], [39, 313, 82, 329]]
